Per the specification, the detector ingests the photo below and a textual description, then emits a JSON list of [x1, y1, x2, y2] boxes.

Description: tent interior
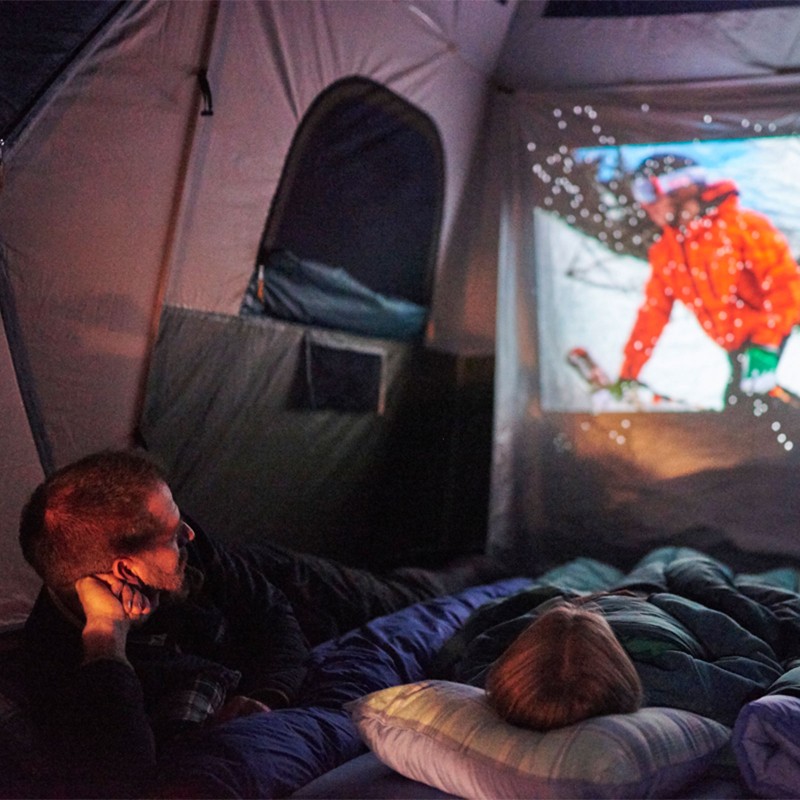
[[4, 0, 800, 631]]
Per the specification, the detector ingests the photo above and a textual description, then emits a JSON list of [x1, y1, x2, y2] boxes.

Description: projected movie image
[[534, 136, 800, 414]]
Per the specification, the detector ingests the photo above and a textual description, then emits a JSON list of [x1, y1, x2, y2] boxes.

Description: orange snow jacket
[[621, 182, 800, 381]]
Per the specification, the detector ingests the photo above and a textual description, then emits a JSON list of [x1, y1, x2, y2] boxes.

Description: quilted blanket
[[8, 546, 800, 799], [733, 664, 800, 797], [154, 547, 800, 798], [435, 546, 800, 728]]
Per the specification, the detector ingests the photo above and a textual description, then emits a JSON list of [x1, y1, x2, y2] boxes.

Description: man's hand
[[76, 573, 156, 625], [211, 695, 271, 724], [75, 574, 155, 664]]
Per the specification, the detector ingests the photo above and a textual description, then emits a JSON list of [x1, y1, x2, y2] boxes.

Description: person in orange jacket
[[617, 154, 800, 406]]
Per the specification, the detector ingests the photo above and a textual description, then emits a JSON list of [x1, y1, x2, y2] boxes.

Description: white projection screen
[[489, 78, 800, 573]]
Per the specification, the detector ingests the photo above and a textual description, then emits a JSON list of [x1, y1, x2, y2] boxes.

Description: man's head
[[19, 449, 194, 595], [631, 153, 706, 229], [485, 601, 642, 731]]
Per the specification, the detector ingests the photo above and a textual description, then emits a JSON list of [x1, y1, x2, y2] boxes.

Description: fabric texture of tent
[[0, 0, 512, 626]]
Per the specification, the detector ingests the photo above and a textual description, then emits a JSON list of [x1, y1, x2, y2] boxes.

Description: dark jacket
[[23, 526, 310, 797]]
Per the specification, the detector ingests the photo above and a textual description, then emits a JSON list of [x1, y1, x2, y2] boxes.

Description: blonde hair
[[486, 602, 642, 731]]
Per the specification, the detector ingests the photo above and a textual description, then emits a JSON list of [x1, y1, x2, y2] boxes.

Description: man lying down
[[433, 549, 800, 731], [19, 448, 501, 798]]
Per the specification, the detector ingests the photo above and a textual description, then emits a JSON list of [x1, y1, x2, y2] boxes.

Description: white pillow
[[349, 680, 730, 800]]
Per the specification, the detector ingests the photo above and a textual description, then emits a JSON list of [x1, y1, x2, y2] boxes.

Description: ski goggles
[[631, 166, 706, 204]]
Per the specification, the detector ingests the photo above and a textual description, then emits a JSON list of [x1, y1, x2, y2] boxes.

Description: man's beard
[[141, 549, 194, 605]]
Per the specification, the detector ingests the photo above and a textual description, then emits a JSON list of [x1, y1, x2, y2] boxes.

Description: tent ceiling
[[0, 0, 123, 144], [543, 0, 800, 16], [494, 0, 800, 90], [6, 1, 800, 133]]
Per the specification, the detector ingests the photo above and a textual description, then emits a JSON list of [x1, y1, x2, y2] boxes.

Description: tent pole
[[0, 245, 55, 475], [134, 0, 222, 432]]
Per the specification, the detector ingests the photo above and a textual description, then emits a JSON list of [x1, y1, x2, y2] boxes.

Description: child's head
[[485, 601, 643, 731]]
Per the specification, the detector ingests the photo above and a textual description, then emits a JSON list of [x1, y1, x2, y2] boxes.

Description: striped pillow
[[349, 680, 730, 799]]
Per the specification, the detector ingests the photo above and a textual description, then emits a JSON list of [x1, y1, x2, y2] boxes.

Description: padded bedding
[[8, 547, 800, 799], [733, 691, 800, 798], [293, 751, 752, 800], [156, 577, 531, 798], [437, 548, 797, 727], [296, 546, 800, 800]]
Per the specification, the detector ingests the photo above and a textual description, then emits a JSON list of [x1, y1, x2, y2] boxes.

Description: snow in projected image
[[533, 136, 800, 413]]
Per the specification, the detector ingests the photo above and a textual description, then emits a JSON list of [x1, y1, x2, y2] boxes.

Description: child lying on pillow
[[445, 553, 794, 729], [486, 600, 643, 730]]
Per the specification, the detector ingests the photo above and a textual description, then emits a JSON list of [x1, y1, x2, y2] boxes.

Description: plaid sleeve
[[159, 666, 242, 727]]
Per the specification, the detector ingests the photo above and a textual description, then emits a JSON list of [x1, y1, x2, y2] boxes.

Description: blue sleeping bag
[[733, 666, 800, 798], [733, 694, 800, 798], [155, 577, 531, 798], [241, 249, 427, 341]]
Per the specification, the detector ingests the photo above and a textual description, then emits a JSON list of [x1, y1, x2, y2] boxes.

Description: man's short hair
[[19, 449, 169, 588]]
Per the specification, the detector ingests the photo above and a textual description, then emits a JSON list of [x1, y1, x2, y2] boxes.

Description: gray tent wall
[[0, 317, 43, 626], [8, 0, 800, 627], [0, 0, 515, 626]]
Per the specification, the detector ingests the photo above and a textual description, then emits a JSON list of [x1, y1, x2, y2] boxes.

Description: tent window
[[241, 76, 444, 335]]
